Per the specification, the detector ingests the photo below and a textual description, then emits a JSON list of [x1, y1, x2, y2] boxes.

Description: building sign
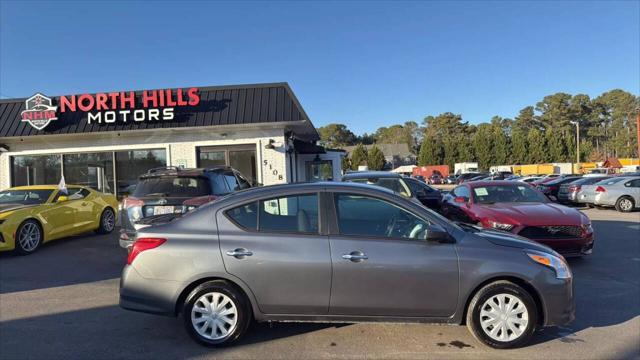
[[21, 93, 59, 130], [21, 88, 201, 130]]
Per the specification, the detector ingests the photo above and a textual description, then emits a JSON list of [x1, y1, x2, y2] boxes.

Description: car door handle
[[342, 252, 368, 262], [226, 248, 253, 258]]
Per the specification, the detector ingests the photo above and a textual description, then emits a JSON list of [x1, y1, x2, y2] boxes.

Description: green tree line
[[318, 89, 639, 170]]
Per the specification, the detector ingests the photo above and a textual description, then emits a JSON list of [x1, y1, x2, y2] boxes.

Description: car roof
[[214, 181, 396, 205], [141, 166, 233, 178], [342, 171, 402, 179]]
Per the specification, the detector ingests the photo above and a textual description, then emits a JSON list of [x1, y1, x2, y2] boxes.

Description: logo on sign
[[20, 93, 58, 130]]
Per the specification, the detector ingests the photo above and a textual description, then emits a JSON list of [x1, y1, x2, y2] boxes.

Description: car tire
[[96, 208, 116, 234], [586, 203, 594, 208], [182, 280, 252, 347], [466, 280, 538, 349], [15, 219, 43, 255], [615, 196, 635, 213]]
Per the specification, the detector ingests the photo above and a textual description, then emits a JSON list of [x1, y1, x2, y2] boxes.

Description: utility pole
[[570, 121, 580, 172]]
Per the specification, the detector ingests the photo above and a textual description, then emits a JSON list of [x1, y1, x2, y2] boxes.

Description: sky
[[1, 1, 638, 135]]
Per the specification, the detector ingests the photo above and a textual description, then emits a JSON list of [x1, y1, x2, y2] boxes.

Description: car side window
[[223, 171, 240, 192], [259, 194, 319, 234], [453, 186, 470, 200], [210, 173, 230, 195], [226, 202, 258, 230], [54, 188, 86, 202], [626, 179, 640, 188], [334, 194, 430, 240], [235, 172, 251, 189]]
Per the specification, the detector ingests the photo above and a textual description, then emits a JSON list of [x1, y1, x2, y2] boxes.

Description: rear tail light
[[123, 196, 144, 208], [123, 197, 144, 221], [568, 185, 581, 192], [127, 237, 166, 265], [595, 186, 606, 193]]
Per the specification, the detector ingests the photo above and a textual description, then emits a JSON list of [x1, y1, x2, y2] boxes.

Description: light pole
[[570, 121, 580, 170]]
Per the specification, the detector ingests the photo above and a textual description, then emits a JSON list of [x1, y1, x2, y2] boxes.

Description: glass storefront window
[[198, 145, 257, 185], [115, 149, 166, 196], [229, 150, 257, 185], [198, 150, 226, 167], [11, 155, 62, 186], [63, 153, 114, 194]]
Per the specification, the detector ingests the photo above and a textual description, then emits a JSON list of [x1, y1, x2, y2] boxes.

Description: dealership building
[[0, 83, 342, 195]]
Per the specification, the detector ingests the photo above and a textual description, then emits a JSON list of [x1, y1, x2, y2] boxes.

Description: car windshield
[[594, 177, 627, 186], [133, 176, 211, 197], [348, 177, 412, 197], [0, 189, 53, 205], [472, 185, 548, 204]]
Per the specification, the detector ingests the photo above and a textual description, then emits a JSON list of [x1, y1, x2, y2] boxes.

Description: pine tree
[[510, 129, 528, 164], [472, 124, 493, 170], [367, 145, 386, 170], [527, 128, 546, 163], [418, 134, 443, 166], [350, 144, 368, 170]]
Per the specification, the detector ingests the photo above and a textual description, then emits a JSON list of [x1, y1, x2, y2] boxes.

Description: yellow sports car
[[0, 185, 118, 255]]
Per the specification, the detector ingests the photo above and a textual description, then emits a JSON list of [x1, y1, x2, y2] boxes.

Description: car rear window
[[595, 177, 628, 186], [133, 176, 211, 197]]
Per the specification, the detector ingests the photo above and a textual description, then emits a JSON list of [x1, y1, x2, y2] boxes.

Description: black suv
[[119, 166, 251, 248]]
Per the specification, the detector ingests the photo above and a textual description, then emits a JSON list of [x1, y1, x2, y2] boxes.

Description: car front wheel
[[182, 280, 251, 347], [466, 280, 538, 349], [15, 220, 43, 255]]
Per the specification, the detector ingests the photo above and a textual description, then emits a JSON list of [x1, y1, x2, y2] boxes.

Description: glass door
[[198, 145, 257, 185]]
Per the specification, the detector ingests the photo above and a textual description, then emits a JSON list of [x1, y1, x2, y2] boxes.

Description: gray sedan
[[119, 182, 574, 349], [594, 176, 640, 212]]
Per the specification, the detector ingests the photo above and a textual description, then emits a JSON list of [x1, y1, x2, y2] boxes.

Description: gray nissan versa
[[119, 182, 575, 349]]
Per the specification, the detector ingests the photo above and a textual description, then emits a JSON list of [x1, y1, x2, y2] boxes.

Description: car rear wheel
[[15, 220, 42, 255], [96, 208, 116, 234], [182, 280, 251, 347], [615, 197, 635, 213], [466, 281, 538, 349]]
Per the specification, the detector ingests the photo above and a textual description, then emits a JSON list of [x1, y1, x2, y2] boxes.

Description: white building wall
[[0, 127, 289, 190]]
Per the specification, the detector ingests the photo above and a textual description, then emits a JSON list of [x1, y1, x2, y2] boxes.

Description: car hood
[[0, 203, 38, 214], [476, 202, 583, 226], [474, 228, 557, 254]]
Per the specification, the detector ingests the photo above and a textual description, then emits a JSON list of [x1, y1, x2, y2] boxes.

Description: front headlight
[[488, 220, 515, 231], [525, 250, 572, 279]]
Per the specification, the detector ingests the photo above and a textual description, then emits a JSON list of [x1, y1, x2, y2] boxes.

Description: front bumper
[[541, 277, 575, 327], [0, 227, 14, 252], [534, 234, 594, 257]]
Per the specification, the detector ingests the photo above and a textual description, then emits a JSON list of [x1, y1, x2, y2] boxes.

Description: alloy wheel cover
[[19, 223, 40, 252]]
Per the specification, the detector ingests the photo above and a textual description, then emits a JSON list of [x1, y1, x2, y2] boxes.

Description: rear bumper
[[119, 265, 184, 316]]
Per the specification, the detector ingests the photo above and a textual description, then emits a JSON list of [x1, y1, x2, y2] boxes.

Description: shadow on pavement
[[0, 305, 338, 360], [0, 231, 126, 294]]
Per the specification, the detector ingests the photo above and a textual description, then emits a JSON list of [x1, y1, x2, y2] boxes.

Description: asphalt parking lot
[[1, 208, 639, 360]]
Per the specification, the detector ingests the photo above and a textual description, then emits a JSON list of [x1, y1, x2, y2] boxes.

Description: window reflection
[[63, 153, 114, 194], [115, 149, 166, 196], [11, 155, 62, 186]]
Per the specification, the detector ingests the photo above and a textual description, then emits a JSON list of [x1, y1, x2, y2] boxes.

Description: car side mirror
[[57, 196, 69, 203], [424, 224, 453, 243]]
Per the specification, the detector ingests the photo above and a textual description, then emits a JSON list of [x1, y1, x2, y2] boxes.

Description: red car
[[441, 181, 594, 256]]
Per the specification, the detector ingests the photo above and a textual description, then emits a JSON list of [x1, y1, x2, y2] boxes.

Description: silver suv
[[120, 182, 575, 349]]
